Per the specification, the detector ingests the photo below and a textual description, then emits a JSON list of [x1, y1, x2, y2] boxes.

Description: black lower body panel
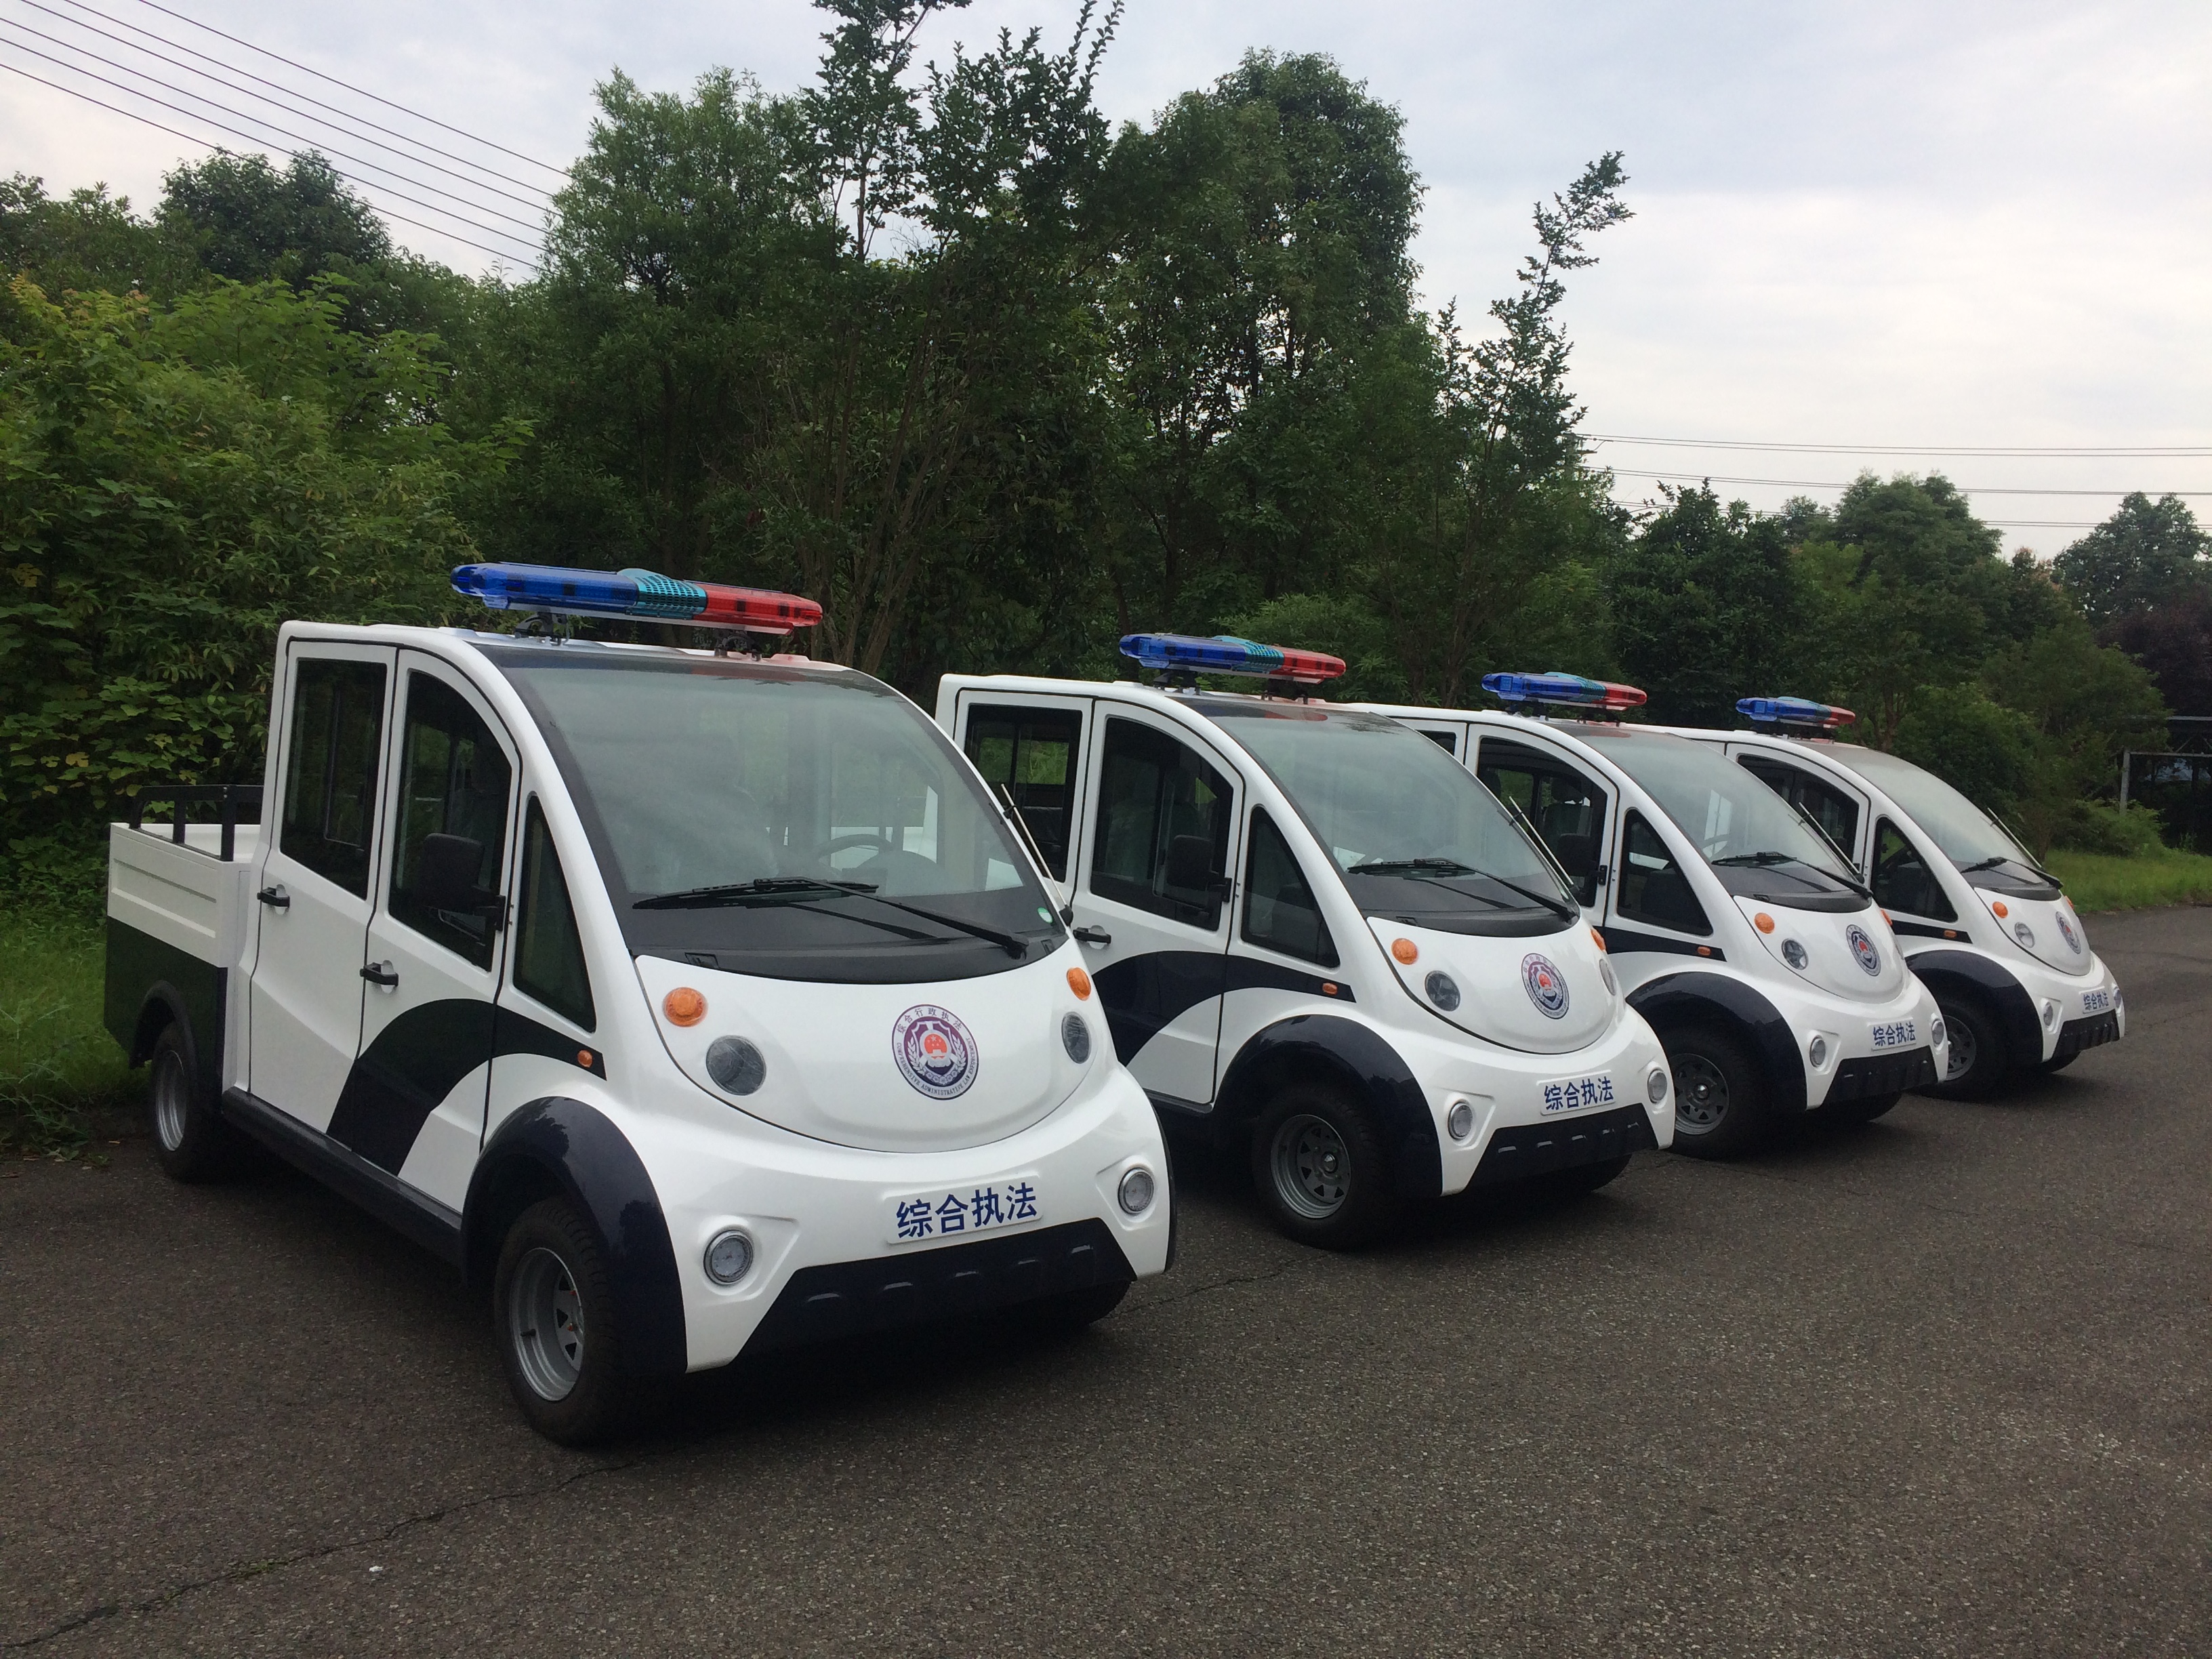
[[1467, 1102, 1658, 1189], [743, 1219, 1133, 1357], [1824, 1045, 1937, 1105], [2054, 1012, 2120, 1057]]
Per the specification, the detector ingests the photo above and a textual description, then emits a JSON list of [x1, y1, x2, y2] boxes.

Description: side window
[[1090, 718, 1233, 929], [279, 657, 387, 897], [1242, 808, 1337, 966], [1477, 739, 1610, 907], [1616, 811, 1712, 936], [389, 672, 513, 969], [512, 798, 596, 1030], [1740, 757, 1860, 862], [965, 706, 1082, 882], [1871, 818, 1955, 921], [1416, 728, 1458, 756]]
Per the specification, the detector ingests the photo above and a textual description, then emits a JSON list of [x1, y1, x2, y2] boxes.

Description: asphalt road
[[4, 907, 2208, 1656]]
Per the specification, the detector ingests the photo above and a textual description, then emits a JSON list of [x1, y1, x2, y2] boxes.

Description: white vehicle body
[[106, 624, 1170, 1407], [1653, 724, 2123, 1083], [1353, 704, 1948, 1139], [933, 675, 1675, 1223]]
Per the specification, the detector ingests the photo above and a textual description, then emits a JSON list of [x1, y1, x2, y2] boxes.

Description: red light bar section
[[1271, 646, 1348, 684], [692, 584, 825, 635], [1591, 680, 1647, 710]]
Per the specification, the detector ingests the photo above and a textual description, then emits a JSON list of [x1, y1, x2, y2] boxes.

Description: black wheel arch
[[1628, 970, 1808, 1115], [1906, 949, 2041, 1063], [1214, 1015, 1442, 1201], [463, 1097, 689, 1381]]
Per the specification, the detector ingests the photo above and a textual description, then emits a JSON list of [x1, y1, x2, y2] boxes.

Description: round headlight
[[1809, 1034, 1830, 1068], [1425, 971, 1461, 1011], [1117, 1167, 1155, 1214], [1599, 957, 1619, 997], [1930, 1014, 1947, 1047], [1061, 1013, 1092, 1063], [1447, 1099, 1475, 1141], [1782, 939, 1809, 970], [705, 1035, 766, 1095], [704, 1229, 754, 1285], [1647, 1066, 1669, 1105], [2015, 922, 2036, 949]]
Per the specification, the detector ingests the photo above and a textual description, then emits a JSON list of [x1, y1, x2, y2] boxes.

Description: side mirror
[[417, 832, 495, 916], [1166, 834, 1219, 894]]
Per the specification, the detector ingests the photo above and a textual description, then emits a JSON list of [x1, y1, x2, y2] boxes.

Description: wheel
[[1543, 1153, 1632, 1198], [493, 1197, 643, 1445], [147, 1020, 247, 1182], [1250, 1084, 1397, 1249], [2036, 1052, 2078, 1075], [1925, 996, 2011, 1101], [1661, 1027, 1771, 1158], [1008, 1279, 1129, 1340], [1826, 1089, 1900, 1125]]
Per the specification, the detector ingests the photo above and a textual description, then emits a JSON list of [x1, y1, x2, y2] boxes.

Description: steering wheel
[[819, 832, 895, 870]]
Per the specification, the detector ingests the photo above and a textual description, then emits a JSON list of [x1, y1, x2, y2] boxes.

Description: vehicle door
[[1732, 749, 1868, 875], [1866, 816, 1960, 930], [1069, 708, 1242, 1109], [1473, 733, 1618, 915], [249, 642, 395, 1131], [334, 655, 518, 1207], [954, 692, 1092, 907]]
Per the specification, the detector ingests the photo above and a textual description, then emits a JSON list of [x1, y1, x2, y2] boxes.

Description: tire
[[1543, 1152, 1632, 1198], [493, 1197, 644, 1446], [1010, 1279, 1129, 1340], [1660, 1026, 1771, 1159], [1250, 1083, 1397, 1249], [147, 1020, 247, 1183], [1826, 1089, 1901, 1126], [1926, 995, 2011, 1101]]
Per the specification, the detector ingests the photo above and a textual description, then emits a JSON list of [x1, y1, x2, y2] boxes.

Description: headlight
[[1782, 939, 1809, 970], [1447, 1099, 1475, 1140], [704, 1229, 754, 1285], [705, 1035, 766, 1095], [1647, 1066, 1669, 1105], [1425, 971, 1461, 1011], [1809, 1034, 1830, 1068], [1117, 1167, 1155, 1214], [1061, 1013, 1092, 1063], [2015, 922, 2036, 949]]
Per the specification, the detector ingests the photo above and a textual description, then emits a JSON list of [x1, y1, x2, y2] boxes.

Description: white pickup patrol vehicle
[[1661, 697, 2123, 1097], [1355, 673, 1948, 1158], [103, 563, 1172, 1443], [935, 634, 1675, 1248]]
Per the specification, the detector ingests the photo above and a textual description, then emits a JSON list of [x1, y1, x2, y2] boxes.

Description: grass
[[2045, 847, 2212, 914], [1, 906, 134, 1158]]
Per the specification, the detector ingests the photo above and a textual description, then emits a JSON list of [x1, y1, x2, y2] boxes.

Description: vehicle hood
[[1976, 888, 2095, 976], [1368, 917, 1618, 1054], [1733, 898, 1904, 1004]]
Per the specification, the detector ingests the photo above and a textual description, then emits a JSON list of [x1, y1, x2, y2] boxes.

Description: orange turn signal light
[[1589, 926, 1606, 953], [1391, 938, 1419, 964], [663, 987, 706, 1026], [1067, 966, 1092, 1001], [1992, 901, 2009, 918], [1754, 912, 1775, 934]]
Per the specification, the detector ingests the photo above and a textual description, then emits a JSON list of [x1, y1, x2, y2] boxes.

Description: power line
[[0, 57, 535, 264], [1603, 468, 2208, 498], [127, 0, 565, 178], [24, 0, 554, 211], [1589, 433, 2212, 458]]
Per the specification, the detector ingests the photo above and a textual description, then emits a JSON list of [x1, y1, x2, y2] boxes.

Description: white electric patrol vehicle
[[103, 563, 1171, 1443], [934, 634, 1675, 1248], [1355, 673, 1948, 1158], [1658, 696, 2123, 1097]]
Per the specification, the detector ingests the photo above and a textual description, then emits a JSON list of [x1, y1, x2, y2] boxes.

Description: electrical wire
[[1601, 468, 2207, 498], [1588, 433, 2212, 458]]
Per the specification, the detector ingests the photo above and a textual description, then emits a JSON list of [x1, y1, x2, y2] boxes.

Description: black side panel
[[104, 918, 225, 1102], [464, 1099, 688, 1380], [1223, 955, 1355, 1002], [1214, 1015, 1442, 1200], [1601, 926, 1726, 962], [1629, 971, 1808, 1115], [1907, 949, 2041, 1063], [221, 1087, 463, 1263], [1093, 949, 1229, 1065], [327, 998, 495, 1174]]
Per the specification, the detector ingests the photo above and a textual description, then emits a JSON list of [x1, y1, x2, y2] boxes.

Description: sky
[[4, 0, 2208, 554]]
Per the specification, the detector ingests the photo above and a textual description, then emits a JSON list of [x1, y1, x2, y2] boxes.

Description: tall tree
[[2053, 492, 2210, 624]]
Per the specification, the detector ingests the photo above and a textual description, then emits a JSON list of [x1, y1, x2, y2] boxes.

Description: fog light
[[1809, 1035, 1830, 1068], [1930, 1014, 1946, 1047], [705, 1035, 766, 1095], [2015, 922, 2036, 949], [1782, 939, 1809, 970], [2041, 999, 2060, 1031], [704, 1229, 754, 1285], [1599, 957, 1619, 997], [1117, 1167, 1155, 1214], [1447, 1099, 1475, 1141], [1425, 970, 1461, 1011], [1647, 1066, 1669, 1105], [1061, 1013, 1092, 1063]]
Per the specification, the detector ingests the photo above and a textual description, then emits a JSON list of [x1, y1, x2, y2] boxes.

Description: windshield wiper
[[1351, 857, 1574, 920], [1711, 851, 1795, 867], [1784, 800, 1872, 896], [634, 876, 879, 909], [846, 891, 1034, 958]]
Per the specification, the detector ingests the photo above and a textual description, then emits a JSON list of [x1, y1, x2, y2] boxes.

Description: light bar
[[451, 563, 823, 635], [1736, 696, 1855, 731], [1481, 671, 1647, 712], [1119, 633, 1346, 684]]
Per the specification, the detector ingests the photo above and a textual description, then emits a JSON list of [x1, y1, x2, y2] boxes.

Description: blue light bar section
[[1736, 696, 1854, 729], [1120, 633, 1287, 676], [452, 562, 641, 617]]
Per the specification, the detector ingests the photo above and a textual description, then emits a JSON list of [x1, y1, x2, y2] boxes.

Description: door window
[[389, 672, 513, 968], [278, 657, 387, 896], [965, 705, 1082, 882], [1870, 818, 1955, 921], [1617, 811, 1711, 935], [1740, 756, 1861, 862], [1242, 808, 1336, 966], [1090, 718, 1233, 929], [1478, 738, 1610, 907], [512, 798, 596, 1029]]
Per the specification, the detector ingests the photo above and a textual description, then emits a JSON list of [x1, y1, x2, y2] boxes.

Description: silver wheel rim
[[1673, 1054, 1730, 1133], [151, 1048, 189, 1151], [509, 1246, 586, 1401], [1944, 1017, 1978, 1081], [1271, 1113, 1350, 1220]]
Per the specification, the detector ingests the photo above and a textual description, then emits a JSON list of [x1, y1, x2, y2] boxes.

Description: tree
[[157, 152, 393, 286], [2106, 588, 2212, 716], [2053, 492, 2210, 624], [1980, 617, 2167, 851]]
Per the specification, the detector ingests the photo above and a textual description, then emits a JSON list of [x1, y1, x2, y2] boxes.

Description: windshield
[[1200, 701, 1575, 937], [488, 646, 1061, 983], [1817, 744, 2056, 895], [1574, 726, 1866, 912]]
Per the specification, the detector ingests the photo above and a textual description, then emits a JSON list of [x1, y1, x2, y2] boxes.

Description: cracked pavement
[[3, 905, 2208, 1654]]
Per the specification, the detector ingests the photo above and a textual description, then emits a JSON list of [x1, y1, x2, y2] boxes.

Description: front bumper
[[2054, 1010, 2121, 1059], [1822, 1046, 1938, 1107], [1465, 1102, 1660, 1189]]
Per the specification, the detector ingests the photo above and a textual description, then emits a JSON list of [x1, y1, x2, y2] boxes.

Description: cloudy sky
[[5, 0, 2207, 553]]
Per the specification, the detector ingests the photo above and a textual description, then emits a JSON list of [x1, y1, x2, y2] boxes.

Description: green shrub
[[2052, 800, 2167, 857]]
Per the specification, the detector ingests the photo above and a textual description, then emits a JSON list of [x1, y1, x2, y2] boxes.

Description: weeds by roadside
[[1, 906, 133, 1159], [2045, 848, 2212, 914]]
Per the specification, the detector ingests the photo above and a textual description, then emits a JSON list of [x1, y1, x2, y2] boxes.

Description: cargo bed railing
[[127, 784, 264, 861]]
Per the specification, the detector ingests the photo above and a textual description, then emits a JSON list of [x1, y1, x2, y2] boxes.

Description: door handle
[[360, 961, 399, 988], [256, 885, 289, 909], [1072, 926, 1112, 946]]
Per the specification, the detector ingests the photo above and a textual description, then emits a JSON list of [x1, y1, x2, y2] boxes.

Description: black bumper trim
[[2055, 1012, 2120, 1057], [1823, 1046, 1937, 1105], [1468, 1102, 1659, 1189], [742, 1218, 1134, 1357]]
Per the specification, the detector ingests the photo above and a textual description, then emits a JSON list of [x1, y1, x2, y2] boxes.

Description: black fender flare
[[1905, 949, 2041, 1063], [462, 1098, 689, 1380], [1214, 1015, 1442, 1200], [1628, 971, 1808, 1115]]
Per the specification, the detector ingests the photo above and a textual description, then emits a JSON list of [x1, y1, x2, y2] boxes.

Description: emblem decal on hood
[[1845, 924, 1881, 975], [893, 1005, 979, 1099], [2056, 910, 2080, 953], [1521, 953, 1570, 1019]]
